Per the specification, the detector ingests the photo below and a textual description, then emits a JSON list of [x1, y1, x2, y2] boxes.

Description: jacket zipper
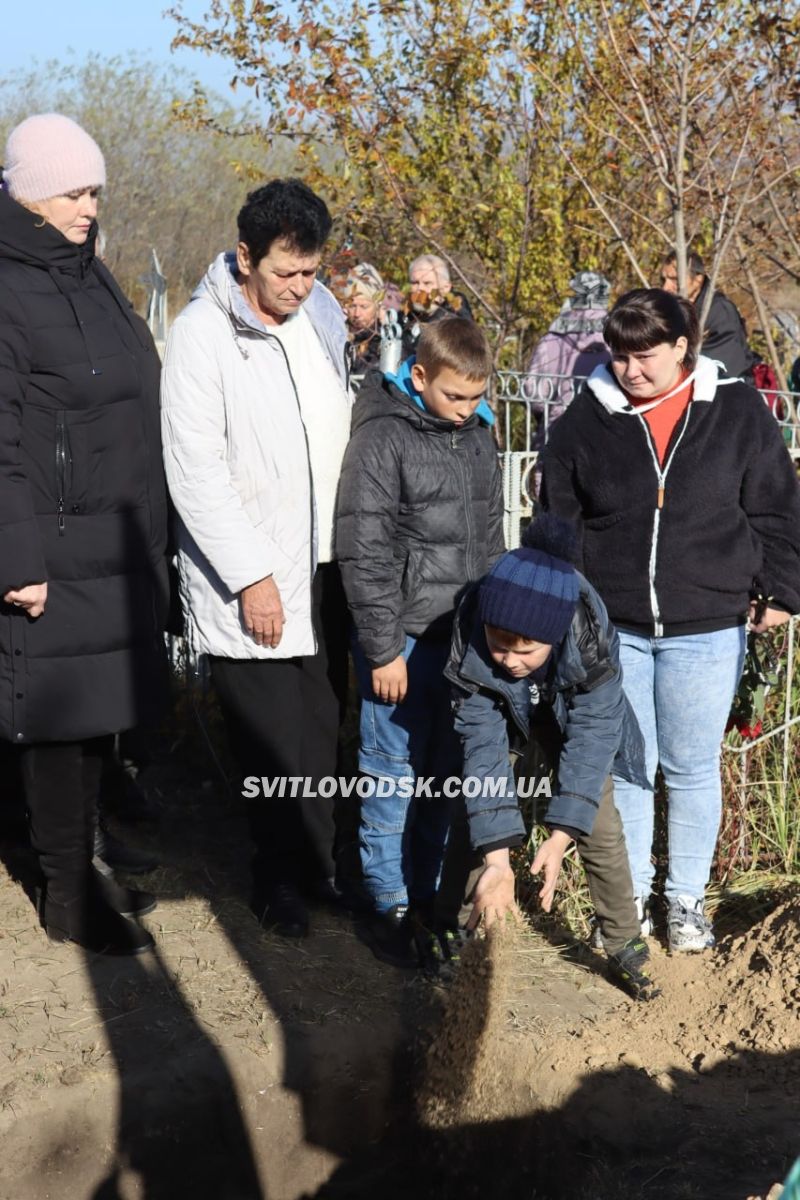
[[452, 429, 475, 579], [55, 413, 69, 536], [266, 334, 318, 654], [634, 405, 693, 636]]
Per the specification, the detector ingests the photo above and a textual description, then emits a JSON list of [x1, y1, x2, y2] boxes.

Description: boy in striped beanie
[[443, 516, 661, 1000]]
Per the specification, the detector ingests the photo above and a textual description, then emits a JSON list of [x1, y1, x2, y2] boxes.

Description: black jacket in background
[[335, 369, 504, 667], [0, 188, 168, 742], [540, 359, 800, 635], [698, 280, 757, 378]]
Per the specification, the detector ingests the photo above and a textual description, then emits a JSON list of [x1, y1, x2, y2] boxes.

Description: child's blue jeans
[[353, 634, 461, 912]]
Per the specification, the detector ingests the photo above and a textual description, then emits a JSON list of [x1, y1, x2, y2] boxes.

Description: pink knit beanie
[[3, 114, 106, 202]]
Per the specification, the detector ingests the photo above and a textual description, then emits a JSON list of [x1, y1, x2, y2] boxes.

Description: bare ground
[[0, 749, 797, 1200]]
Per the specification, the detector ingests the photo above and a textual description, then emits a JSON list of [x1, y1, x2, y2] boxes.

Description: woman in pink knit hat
[[0, 114, 169, 955]]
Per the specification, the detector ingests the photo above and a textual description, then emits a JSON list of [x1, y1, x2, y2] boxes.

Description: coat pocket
[[54, 412, 72, 535]]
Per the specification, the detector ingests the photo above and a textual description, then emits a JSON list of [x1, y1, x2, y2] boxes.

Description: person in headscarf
[[344, 262, 385, 374]]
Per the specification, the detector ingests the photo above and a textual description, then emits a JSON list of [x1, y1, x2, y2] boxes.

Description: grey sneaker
[[592, 895, 652, 949], [667, 894, 714, 952], [635, 895, 654, 938]]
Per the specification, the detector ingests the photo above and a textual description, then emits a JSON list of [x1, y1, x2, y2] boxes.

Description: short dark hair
[[237, 178, 332, 266], [663, 250, 705, 277], [416, 317, 492, 381], [604, 288, 700, 370]]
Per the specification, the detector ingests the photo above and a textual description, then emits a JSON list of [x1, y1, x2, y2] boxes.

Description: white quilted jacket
[[161, 253, 350, 657]]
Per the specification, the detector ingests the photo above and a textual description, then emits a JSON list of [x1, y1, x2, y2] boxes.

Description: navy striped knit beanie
[[478, 516, 580, 645]]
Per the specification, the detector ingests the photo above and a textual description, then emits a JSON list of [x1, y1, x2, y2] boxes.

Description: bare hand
[[372, 656, 408, 704], [467, 849, 520, 931], [4, 582, 47, 618], [240, 576, 284, 648], [530, 831, 573, 913], [748, 604, 791, 635]]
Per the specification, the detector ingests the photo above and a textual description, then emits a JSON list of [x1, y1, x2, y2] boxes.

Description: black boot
[[252, 882, 310, 939], [93, 822, 160, 875], [41, 889, 155, 956], [91, 867, 157, 918]]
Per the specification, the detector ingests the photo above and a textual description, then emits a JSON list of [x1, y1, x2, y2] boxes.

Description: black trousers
[[210, 563, 349, 890], [19, 736, 112, 905]]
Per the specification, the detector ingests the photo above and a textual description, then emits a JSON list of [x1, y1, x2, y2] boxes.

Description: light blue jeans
[[612, 625, 746, 902], [353, 635, 460, 912]]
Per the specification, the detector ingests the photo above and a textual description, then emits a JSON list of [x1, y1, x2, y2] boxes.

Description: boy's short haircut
[[416, 317, 493, 382]]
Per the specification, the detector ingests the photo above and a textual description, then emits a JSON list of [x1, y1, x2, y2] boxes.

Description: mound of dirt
[[412, 896, 800, 1200]]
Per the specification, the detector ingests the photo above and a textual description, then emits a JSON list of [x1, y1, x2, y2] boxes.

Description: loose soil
[[0, 748, 797, 1200]]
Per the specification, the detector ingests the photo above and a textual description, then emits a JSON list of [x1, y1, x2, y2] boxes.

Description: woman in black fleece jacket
[[541, 288, 800, 953]]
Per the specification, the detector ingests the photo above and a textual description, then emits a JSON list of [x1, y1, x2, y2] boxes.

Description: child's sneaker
[[589, 895, 652, 949], [415, 921, 466, 981], [635, 894, 654, 937], [588, 917, 604, 950], [606, 937, 662, 1001], [667, 894, 715, 953], [358, 903, 419, 968]]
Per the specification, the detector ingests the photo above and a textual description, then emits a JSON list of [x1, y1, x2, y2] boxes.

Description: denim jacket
[[444, 575, 649, 851]]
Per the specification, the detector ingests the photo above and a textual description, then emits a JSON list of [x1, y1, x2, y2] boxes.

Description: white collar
[[586, 355, 732, 414]]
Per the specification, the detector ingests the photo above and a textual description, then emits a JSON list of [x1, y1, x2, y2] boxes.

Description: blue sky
[[2, 0, 241, 101]]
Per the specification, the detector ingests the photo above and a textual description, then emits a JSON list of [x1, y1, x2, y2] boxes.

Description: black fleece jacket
[[335, 369, 504, 666], [540, 360, 800, 635]]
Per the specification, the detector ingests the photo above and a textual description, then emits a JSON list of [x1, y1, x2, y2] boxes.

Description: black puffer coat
[[0, 189, 168, 743], [336, 369, 504, 667]]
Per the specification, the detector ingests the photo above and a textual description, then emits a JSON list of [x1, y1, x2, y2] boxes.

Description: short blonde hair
[[416, 318, 492, 382]]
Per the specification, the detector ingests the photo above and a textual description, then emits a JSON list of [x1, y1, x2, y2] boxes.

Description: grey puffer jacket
[[336, 369, 504, 666], [445, 578, 650, 851]]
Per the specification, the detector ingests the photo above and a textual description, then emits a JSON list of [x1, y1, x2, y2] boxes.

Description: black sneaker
[[606, 937, 662, 1001], [252, 882, 310, 939], [358, 904, 419, 969], [413, 914, 467, 981]]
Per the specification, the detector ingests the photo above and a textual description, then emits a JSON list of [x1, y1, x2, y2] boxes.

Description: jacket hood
[[0, 186, 97, 276], [386, 356, 495, 427], [585, 354, 739, 414], [194, 251, 349, 380], [352, 367, 489, 437]]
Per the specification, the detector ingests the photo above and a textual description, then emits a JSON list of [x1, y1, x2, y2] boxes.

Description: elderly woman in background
[[0, 114, 168, 955], [344, 262, 385, 374]]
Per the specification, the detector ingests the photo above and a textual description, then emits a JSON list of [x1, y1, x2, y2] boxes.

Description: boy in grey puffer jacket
[[336, 317, 503, 968]]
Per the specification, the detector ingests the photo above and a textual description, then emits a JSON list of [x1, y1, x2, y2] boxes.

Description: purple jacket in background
[[525, 308, 611, 435]]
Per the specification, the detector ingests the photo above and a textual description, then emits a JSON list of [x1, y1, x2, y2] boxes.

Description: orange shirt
[[627, 370, 693, 466]]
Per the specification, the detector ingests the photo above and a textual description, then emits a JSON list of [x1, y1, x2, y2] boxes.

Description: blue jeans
[[612, 625, 746, 902], [353, 635, 460, 912]]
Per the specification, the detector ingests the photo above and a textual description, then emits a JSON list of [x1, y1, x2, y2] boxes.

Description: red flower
[[738, 719, 763, 740]]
